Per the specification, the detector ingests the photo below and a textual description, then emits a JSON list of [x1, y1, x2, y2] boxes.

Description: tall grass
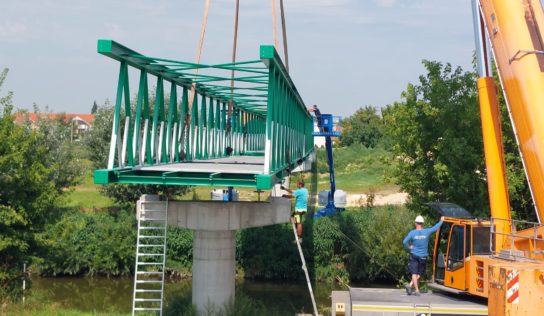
[[2, 290, 129, 316], [316, 144, 398, 193]]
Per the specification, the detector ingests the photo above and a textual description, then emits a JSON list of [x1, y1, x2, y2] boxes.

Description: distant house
[[14, 112, 95, 140]]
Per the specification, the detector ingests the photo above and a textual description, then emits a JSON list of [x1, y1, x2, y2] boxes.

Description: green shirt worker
[[281, 179, 308, 241]]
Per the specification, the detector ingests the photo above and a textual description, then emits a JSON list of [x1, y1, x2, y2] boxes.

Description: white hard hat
[[415, 215, 424, 224]]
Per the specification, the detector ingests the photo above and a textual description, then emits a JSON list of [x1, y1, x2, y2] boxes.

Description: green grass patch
[[322, 170, 399, 194], [5, 307, 129, 316], [62, 161, 114, 210], [316, 144, 398, 193], [3, 292, 129, 316]]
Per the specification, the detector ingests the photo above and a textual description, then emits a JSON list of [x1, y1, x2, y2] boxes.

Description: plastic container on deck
[[211, 189, 224, 201], [211, 189, 239, 201], [318, 190, 329, 206]]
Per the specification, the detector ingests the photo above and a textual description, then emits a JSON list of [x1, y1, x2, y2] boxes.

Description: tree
[[32, 110, 83, 192], [83, 101, 112, 171], [83, 101, 190, 206], [340, 105, 384, 148], [91, 100, 98, 114], [383, 60, 489, 215], [0, 69, 61, 300]]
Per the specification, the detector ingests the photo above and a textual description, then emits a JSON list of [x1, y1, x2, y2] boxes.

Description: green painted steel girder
[[94, 40, 314, 190], [97, 40, 270, 115]]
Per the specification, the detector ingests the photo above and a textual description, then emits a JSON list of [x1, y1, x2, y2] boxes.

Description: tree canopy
[[0, 69, 65, 300], [340, 105, 384, 148], [382, 60, 534, 220], [383, 60, 489, 215]]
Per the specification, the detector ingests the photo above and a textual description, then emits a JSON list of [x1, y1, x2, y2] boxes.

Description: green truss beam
[[94, 40, 314, 190]]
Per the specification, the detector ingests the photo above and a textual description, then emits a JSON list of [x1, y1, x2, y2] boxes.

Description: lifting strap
[[180, 0, 211, 152], [227, 0, 240, 133], [189, 0, 211, 111], [279, 0, 289, 72], [271, 0, 280, 51]]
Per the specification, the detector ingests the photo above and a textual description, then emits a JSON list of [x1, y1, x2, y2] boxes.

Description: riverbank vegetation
[[28, 204, 415, 284], [5, 292, 281, 316]]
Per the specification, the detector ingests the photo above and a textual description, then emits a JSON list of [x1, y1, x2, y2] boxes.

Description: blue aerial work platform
[[311, 113, 345, 219]]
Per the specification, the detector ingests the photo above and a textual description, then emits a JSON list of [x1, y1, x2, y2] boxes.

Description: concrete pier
[[137, 196, 291, 312], [192, 230, 235, 309]]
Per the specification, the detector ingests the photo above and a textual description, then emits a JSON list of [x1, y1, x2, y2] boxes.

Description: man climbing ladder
[[281, 179, 308, 242]]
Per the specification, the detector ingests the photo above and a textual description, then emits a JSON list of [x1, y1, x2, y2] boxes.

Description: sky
[[1, 0, 480, 117]]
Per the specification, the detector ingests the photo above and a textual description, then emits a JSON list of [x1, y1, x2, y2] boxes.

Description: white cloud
[[373, 0, 397, 7], [0, 22, 28, 42], [103, 23, 127, 41]]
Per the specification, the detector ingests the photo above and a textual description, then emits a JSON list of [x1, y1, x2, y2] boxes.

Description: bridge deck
[[137, 156, 264, 175]]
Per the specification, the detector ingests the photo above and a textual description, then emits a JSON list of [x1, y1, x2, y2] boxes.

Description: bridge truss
[[94, 40, 314, 190]]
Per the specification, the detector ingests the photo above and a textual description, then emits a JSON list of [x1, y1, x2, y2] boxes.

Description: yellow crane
[[429, 1, 544, 314]]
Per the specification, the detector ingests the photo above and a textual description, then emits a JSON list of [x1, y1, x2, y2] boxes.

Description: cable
[[187, 0, 211, 121], [336, 229, 399, 279], [279, 0, 289, 72], [228, 0, 240, 126], [271, 0, 279, 51], [179, 0, 211, 156]]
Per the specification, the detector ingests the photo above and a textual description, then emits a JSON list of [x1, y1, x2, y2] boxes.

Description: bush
[[35, 209, 136, 276], [239, 205, 418, 283], [33, 205, 420, 286], [238, 224, 300, 279], [166, 227, 193, 277]]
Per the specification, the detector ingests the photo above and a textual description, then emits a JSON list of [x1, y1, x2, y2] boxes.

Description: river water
[[30, 276, 343, 314]]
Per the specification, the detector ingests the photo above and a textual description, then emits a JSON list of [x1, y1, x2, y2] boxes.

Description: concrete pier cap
[[136, 195, 292, 312]]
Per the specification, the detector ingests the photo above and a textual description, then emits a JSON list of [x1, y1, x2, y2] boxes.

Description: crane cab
[[429, 203, 493, 297]]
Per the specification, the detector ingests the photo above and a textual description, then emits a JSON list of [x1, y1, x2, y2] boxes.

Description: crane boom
[[479, 0, 544, 223]]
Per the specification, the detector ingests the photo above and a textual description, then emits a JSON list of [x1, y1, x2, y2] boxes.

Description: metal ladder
[[132, 199, 168, 315]]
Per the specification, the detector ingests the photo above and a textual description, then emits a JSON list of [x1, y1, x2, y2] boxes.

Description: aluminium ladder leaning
[[132, 200, 168, 315]]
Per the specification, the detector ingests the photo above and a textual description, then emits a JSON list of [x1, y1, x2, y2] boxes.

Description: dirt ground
[[346, 192, 409, 207]]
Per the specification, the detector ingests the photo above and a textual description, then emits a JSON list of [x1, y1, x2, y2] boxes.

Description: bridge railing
[[95, 40, 312, 189], [260, 46, 314, 176]]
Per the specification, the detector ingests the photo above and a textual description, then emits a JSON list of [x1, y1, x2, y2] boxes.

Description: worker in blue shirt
[[281, 179, 308, 242], [308, 104, 323, 132], [402, 215, 444, 296]]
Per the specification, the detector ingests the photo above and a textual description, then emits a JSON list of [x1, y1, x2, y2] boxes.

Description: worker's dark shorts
[[409, 254, 427, 276]]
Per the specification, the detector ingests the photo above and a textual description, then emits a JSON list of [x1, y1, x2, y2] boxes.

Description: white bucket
[[211, 189, 224, 201], [334, 190, 347, 208]]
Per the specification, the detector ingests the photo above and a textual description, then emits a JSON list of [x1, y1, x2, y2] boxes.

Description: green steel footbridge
[[94, 40, 314, 190]]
